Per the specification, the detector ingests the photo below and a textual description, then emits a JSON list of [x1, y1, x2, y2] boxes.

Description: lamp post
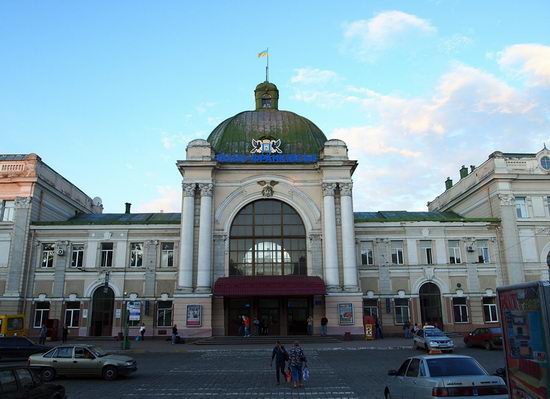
[[121, 291, 130, 350]]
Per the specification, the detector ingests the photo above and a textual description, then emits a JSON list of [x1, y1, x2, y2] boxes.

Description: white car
[[413, 326, 454, 352], [384, 355, 508, 399]]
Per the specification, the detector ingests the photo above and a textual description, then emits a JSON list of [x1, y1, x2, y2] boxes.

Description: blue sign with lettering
[[215, 153, 318, 163]]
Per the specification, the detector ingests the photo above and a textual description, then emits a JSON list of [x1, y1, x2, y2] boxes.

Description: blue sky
[[2, 1, 549, 213]]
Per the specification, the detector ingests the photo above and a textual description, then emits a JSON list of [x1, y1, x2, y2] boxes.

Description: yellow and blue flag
[[257, 49, 268, 58]]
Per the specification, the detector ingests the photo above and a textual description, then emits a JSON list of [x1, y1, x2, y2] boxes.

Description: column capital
[[321, 183, 337, 196], [498, 193, 515, 206], [182, 183, 196, 197], [339, 182, 353, 196], [198, 183, 213, 197]]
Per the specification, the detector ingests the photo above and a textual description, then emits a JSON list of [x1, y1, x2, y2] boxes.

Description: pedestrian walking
[[306, 316, 313, 336], [375, 317, 383, 339], [403, 320, 411, 338], [270, 340, 288, 385], [62, 324, 68, 343], [139, 322, 146, 341], [320, 316, 328, 336], [39, 323, 48, 345], [253, 317, 260, 336], [288, 341, 307, 388], [243, 315, 251, 337], [413, 323, 420, 335], [172, 324, 178, 344]]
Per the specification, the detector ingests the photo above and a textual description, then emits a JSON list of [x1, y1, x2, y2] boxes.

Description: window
[[360, 241, 374, 265], [161, 243, 174, 267], [453, 297, 468, 323], [64, 302, 80, 328], [0, 200, 15, 222], [0, 370, 18, 393], [75, 347, 94, 359], [100, 243, 113, 267], [391, 241, 404, 265], [129, 243, 143, 267], [427, 358, 486, 377], [448, 240, 461, 264], [477, 240, 490, 263], [419, 240, 433, 265], [396, 359, 411, 376], [541, 156, 550, 171], [53, 347, 73, 358], [157, 301, 173, 327], [394, 298, 409, 324], [41, 243, 55, 268], [34, 302, 50, 328], [483, 297, 498, 322], [71, 244, 84, 268], [547, 251, 550, 268], [515, 197, 528, 218], [547, 196, 550, 217], [406, 358, 420, 377], [363, 299, 378, 319], [262, 96, 272, 108]]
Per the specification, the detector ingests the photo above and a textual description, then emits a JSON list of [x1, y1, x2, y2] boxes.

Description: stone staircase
[[193, 335, 342, 345]]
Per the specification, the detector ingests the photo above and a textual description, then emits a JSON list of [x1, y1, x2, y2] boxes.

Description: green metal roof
[[354, 211, 499, 223], [33, 213, 181, 226]]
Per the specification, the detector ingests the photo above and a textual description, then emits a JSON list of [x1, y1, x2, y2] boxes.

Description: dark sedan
[[0, 337, 50, 361], [464, 327, 503, 350], [0, 364, 66, 399]]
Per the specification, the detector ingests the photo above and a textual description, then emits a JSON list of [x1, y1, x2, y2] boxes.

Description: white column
[[322, 183, 339, 291], [340, 183, 359, 291], [196, 183, 213, 293], [178, 183, 196, 291]]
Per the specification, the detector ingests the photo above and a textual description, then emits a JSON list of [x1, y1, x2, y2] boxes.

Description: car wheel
[[484, 341, 493, 351], [40, 367, 56, 382], [465, 340, 472, 348], [103, 366, 118, 381], [384, 387, 393, 399]]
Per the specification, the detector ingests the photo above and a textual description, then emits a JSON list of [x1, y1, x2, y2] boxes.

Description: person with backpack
[[270, 340, 288, 385], [288, 341, 307, 388]]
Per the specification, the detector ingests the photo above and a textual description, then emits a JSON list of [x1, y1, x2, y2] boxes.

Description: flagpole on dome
[[266, 48, 269, 82]]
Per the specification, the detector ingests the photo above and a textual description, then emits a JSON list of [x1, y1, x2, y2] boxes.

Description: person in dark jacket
[[39, 324, 48, 345], [62, 324, 68, 343], [172, 324, 178, 344], [270, 340, 288, 385]]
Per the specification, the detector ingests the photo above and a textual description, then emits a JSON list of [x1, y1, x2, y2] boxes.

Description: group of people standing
[[271, 341, 308, 388]]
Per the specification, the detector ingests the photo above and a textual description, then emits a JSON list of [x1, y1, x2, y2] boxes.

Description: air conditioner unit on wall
[[466, 246, 475, 252], [56, 248, 65, 256]]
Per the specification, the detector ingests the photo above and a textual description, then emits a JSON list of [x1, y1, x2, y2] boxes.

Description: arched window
[[261, 94, 272, 109], [229, 200, 306, 276]]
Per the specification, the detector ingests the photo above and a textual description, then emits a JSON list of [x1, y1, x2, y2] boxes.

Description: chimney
[[445, 177, 453, 190], [470, 165, 476, 172], [459, 165, 468, 179], [125, 202, 132, 214]]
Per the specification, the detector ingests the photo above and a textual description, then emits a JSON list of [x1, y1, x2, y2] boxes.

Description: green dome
[[207, 82, 327, 155]]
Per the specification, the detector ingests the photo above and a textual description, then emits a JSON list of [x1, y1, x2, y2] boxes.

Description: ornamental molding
[[498, 193, 515, 206], [321, 183, 337, 196], [198, 183, 213, 197], [339, 183, 353, 196], [14, 196, 32, 208], [182, 183, 196, 197], [258, 180, 278, 197]]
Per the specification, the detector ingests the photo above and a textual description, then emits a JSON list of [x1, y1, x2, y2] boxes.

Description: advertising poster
[[186, 305, 202, 327], [498, 283, 549, 399], [127, 301, 141, 321], [338, 303, 354, 325]]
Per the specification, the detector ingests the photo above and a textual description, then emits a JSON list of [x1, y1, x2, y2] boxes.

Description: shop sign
[[186, 305, 202, 327], [338, 303, 354, 326], [215, 138, 318, 163], [127, 301, 141, 321]]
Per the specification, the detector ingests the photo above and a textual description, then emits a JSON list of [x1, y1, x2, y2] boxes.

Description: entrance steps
[[193, 335, 342, 345]]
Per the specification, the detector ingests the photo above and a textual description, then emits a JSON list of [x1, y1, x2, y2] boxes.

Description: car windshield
[[88, 346, 108, 357], [489, 327, 502, 334], [427, 358, 487, 377], [424, 328, 445, 337]]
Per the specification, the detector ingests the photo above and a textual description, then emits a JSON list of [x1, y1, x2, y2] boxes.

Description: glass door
[[287, 297, 309, 335]]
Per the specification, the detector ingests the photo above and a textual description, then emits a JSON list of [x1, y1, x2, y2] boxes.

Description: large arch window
[[229, 200, 306, 276]]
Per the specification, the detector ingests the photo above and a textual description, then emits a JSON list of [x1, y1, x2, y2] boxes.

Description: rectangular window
[[161, 243, 174, 267], [71, 244, 84, 268], [483, 297, 498, 322], [41, 244, 55, 268], [100, 243, 113, 267], [419, 240, 433, 265], [64, 302, 80, 328], [477, 240, 490, 263], [34, 302, 50, 328], [547, 196, 550, 216], [394, 298, 409, 324], [448, 240, 461, 264], [157, 301, 173, 327], [391, 241, 404, 265], [360, 241, 374, 265], [363, 299, 378, 319], [0, 200, 15, 222], [129, 243, 143, 267], [453, 297, 469, 323], [515, 197, 528, 218]]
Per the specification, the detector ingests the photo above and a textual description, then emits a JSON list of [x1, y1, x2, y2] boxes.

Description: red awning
[[213, 276, 326, 297]]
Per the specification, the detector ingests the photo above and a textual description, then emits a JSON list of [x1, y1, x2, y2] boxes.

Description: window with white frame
[[515, 197, 528, 218], [547, 196, 550, 216], [41, 244, 55, 268], [363, 299, 378, 318], [391, 241, 404, 265], [360, 241, 374, 265], [419, 240, 433, 265], [0, 200, 15, 222], [64, 302, 80, 328], [100, 243, 113, 267], [157, 301, 173, 327], [34, 302, 50, 328], [130, 243, 143, 267], [477, 240, 490, 263], [394, 298, 409, 324], [448, 240, 461, 264], [453, 297, 468, 323], [161, 243, 174, 267], [483, 297, 498, 322], [71, 244, 84, 268]]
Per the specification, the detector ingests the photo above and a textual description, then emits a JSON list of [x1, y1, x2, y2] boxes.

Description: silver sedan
[[384, 355, 508, 399]]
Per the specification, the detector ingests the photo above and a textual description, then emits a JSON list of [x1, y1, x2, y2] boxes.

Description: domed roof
[[207, 82, 327, 155]]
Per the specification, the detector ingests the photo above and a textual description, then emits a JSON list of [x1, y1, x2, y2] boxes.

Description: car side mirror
[[388, 370, 398, 376]]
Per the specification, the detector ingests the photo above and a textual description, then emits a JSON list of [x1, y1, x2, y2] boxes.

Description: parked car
[[384, 355, 508, 399], [0, 337, 50, 361], [413, 326, 454, 352], [464, 327, 503, 350], [0, 364, 66, 399], [28, 344, 137, 381]]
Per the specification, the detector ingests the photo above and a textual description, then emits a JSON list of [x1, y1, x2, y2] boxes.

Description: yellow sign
[[364, 323, 374, 340]]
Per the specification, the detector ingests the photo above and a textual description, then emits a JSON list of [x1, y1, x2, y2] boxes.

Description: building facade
[[1, 83, 549, 338]]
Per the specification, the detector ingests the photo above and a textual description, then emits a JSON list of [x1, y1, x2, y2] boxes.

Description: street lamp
[[121, 291, 130, 350]]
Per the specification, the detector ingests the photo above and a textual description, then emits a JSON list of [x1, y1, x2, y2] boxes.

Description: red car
[[464, 327, 502, 350]]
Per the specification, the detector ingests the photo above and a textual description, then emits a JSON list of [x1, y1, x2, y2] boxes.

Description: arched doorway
[[90, 287, 114, 336], [419, 282, 443, 328]]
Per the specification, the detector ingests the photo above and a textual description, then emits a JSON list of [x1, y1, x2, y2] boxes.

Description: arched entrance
[[90, 287, 114, 336], [419, 282, 443, 327]]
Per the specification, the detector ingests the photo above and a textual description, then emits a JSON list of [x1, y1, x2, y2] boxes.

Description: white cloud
[[160, 132, 190, 150], [438, 33, 473, 55], [291, 68, 338, 85], [498, 44, 550, 86], [135, 185, 181, 213]]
